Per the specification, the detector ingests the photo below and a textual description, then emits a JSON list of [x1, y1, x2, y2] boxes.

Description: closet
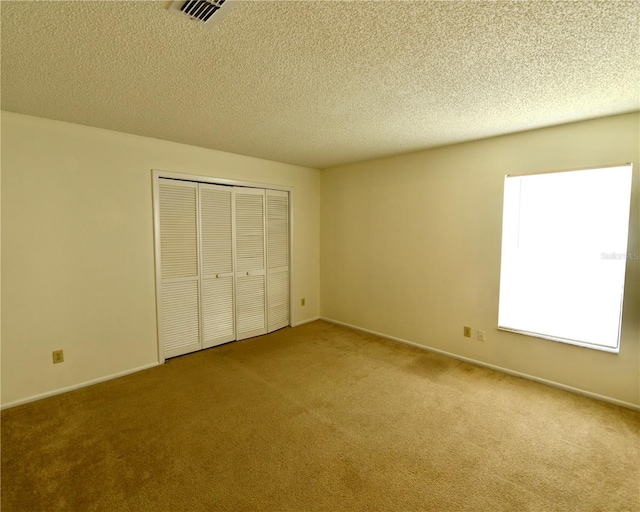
[[155, 176, 290, 360]]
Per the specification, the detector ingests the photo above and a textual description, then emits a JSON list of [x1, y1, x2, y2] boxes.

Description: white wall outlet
[[52, 349, 64, 364], [478, 330, 486, 342]]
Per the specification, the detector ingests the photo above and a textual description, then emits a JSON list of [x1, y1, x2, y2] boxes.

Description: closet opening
[[152, 170, 292, 362]]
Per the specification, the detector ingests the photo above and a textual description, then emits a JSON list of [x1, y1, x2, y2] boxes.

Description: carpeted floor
[[2, 320, 639, 511]]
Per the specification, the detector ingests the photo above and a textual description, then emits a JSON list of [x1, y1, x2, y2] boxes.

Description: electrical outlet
[[478, 330, 486, 342], [301, 298, 306, 307], [52, 350, 64, 364], [463, 326, 471, 338]]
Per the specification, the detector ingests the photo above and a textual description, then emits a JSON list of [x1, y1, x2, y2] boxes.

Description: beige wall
[[1, 111, 321, 407], [3, 110, 638, 409], [321, 113, 640, 406]]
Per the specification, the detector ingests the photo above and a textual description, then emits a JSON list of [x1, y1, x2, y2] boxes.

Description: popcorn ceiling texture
[[1, 0, 639, 169]]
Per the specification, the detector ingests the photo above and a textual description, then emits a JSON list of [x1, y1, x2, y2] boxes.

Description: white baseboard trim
[[1, 362, 161, 410], [320, 317, 640, 412], [291, 316, 320, 327]]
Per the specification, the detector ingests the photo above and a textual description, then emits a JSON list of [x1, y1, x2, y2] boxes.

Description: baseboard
[[292, 316, 320, 327], [1, 362, 160, 410], [6, 322, 637, 412], [320, 317, 640, 412]]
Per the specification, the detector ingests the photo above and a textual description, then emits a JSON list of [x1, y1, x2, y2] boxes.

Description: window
[[498, 163, 633, 352]]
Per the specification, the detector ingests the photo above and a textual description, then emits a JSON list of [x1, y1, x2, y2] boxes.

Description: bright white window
[[498, 163, 633, 352]]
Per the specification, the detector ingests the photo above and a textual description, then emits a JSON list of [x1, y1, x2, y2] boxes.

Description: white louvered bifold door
[[158, 179, 202, 359], [266, 190, 290, 332], [199, 184, 235, 348], [234, 187, 268, 341]]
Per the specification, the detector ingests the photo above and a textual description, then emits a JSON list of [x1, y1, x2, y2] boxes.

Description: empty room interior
[[1, 1, 639, 511]]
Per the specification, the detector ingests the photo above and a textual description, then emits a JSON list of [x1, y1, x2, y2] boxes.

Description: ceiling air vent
[[169, 0, 238, 29]]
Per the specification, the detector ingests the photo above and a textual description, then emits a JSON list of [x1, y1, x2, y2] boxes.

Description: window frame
[[497, 162, 634, 353]]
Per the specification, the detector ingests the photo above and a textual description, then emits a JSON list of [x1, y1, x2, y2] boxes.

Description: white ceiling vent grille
[[169, 0, 238, 29]]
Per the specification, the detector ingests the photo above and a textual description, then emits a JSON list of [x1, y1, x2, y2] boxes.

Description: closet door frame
[[152, 170, 293, 364]]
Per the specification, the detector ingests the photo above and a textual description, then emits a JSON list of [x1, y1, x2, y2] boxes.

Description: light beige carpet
[[2, 320, 639, 511]]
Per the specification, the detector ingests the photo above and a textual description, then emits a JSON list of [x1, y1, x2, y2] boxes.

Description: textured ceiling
[[2, 1, 639, 169]]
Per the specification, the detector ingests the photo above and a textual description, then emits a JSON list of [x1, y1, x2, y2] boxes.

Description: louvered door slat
[[157, 179, 201, 359], [159, 182, 199, 279], [266, 190, 290, 332], [267, 270, 289, 329], [235, 187, 267, 340], [235, 193, 265, 272], [267, 194, 289, 269], [236, 275, 266, 334], [200, 184, 235, 347], [202, 276, 235, 347], [200, 187, 234, 276]]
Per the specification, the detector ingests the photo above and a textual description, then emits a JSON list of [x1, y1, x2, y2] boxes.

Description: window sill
[[497, 326, 620, 354]]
